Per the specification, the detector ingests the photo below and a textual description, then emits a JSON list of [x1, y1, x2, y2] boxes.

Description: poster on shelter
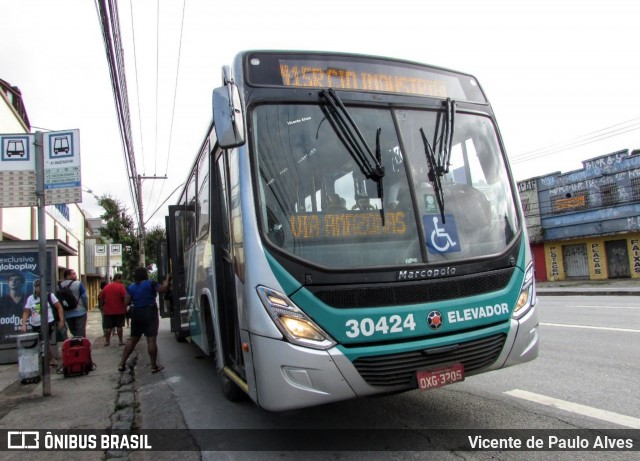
[[0, 252, 38, 346]]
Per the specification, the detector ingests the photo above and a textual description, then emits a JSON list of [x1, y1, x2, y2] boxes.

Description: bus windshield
[[254, 103, 519, 268]]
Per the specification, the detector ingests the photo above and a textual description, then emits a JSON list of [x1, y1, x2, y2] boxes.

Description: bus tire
[[172, 311, 187, 342], [220, 371, 245, 402]]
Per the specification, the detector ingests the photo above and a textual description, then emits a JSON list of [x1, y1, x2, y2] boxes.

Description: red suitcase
[[62, 337, 95, 377]]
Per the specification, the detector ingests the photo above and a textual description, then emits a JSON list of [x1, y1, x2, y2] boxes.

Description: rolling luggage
[[62, 336, 95, 377]]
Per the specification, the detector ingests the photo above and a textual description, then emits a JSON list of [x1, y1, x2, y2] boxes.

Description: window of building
[[631, 176, 640, 201], [599, 184, 617, 207]]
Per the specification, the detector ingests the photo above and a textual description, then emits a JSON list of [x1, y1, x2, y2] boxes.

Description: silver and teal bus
[[160, 50, 538, 411]]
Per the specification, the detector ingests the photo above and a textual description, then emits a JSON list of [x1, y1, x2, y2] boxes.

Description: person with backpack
[[20, 279, 65, 368], [58, 269, 89, 337]]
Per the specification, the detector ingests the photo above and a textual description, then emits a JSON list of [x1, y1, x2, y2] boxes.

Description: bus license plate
[[417, 363, 465, 390]]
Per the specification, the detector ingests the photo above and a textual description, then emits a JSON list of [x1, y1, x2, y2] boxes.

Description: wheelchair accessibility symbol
[[423, 215, 461, 254]]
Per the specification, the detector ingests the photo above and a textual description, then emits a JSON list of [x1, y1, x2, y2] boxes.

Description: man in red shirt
[[99, 273, 127, 346]]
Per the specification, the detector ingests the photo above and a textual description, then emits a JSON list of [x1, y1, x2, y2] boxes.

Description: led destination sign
[[279, 63, 448, 98], [246, 53, 487, 102], [289, 211, 407, 241]]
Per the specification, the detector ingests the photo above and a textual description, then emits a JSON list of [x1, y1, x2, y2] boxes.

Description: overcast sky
[[1, 0, 639, 227]]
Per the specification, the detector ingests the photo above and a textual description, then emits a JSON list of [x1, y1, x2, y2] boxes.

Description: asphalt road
[[150, 295, 640, 461]]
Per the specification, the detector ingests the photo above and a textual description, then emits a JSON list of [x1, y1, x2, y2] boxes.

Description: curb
[[537, 289, 640, 296]]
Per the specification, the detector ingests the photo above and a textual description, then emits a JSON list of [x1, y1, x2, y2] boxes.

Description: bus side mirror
[[212, 83, 246, 148]]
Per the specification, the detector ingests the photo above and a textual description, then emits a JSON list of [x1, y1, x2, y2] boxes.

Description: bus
[[159, 50, 539, 411]]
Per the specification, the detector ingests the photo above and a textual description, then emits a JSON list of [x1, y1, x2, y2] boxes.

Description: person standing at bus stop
[[60, 269, 89, 337], [20, 279, 65, 368], [99, 273, 127, 347], [118, 267, 170, 374]]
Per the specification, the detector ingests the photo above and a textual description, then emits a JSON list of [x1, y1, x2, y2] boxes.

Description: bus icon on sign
[[47, 131, 74, 159], [53, 137, 69, 154], [6, 140, 25, 157]]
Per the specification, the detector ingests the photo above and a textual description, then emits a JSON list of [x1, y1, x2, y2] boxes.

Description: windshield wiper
[[320, 88, 385, 181], [375, 127, 385, 224], [320, 88, 385, 222], [420, 127, 445, 223], [420, 98, 456, 224]]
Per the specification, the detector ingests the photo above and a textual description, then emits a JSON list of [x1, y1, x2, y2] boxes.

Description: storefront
[[543, 233, 640, 281]]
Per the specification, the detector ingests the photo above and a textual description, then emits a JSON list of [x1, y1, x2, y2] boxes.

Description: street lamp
[[82, 187, 100, 201]]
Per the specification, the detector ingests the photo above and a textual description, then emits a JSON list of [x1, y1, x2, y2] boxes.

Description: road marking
[[541, 322, 640, 333], [505, 389, 640, 429], [571, 305, 640, 310]]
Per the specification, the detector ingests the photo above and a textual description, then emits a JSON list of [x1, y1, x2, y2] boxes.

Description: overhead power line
[[94, 0, 142, 232], [510, 117, 640, 164], [128, 0, 146, 175]]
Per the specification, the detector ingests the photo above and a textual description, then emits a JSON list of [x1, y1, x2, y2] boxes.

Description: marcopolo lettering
[[397, 267, 455, 280], [448, 303, 510, 323]]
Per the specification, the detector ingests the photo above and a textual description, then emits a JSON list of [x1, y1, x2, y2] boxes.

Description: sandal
[[151, 365, 164, 374]]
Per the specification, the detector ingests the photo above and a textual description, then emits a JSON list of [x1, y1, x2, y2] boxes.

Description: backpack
[[48, 293, 59, 322], [56, 281, 79, 311]]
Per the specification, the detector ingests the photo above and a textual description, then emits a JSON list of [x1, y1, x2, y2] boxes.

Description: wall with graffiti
[[520, 149, 640, 280]]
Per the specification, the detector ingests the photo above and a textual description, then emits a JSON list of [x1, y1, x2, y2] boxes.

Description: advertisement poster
[[0, 251, 38, 347]]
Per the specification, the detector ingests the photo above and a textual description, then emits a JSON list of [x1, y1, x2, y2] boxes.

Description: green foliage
[[145, 224, 165, 281], [96, 196, 139, 281], [93, 196, 166, 282]]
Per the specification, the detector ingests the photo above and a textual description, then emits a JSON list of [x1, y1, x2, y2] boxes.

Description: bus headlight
[[257, 286, 336, 350], [513, 262, 536, 319]]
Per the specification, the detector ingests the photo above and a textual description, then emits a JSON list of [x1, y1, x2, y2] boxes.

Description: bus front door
[[167, 205, 190, 342], [212, 150, 245, 400]]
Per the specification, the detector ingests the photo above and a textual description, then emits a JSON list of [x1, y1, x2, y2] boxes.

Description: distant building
[[519, 149, 640, 281], [0, 78, 30, 131]]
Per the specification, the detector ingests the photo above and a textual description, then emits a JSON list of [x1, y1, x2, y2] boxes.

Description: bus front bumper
[[249, 303, 539, 411]]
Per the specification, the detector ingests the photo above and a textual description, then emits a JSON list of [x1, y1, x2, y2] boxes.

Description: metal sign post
[[2, 128, 81, 396], [35, 131, 51, 396]]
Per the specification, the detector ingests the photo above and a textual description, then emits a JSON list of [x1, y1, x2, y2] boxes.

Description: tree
[[95, 196, 166, 282], [96, 196, 139, 282], [144, 224, 166, 279]]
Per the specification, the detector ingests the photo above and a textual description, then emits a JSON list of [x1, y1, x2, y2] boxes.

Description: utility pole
[[135, 174, 166, 267]]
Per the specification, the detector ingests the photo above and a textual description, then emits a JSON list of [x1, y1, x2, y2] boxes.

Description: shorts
[[30, 322, 55, 340], [103, 314, 126, 330], [65, 314, 87, 338], [130, 306, 159, 338]]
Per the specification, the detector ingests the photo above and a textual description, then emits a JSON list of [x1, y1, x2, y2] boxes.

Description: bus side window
[[198, 150, 210, 238], [216, 153, 231, 252]]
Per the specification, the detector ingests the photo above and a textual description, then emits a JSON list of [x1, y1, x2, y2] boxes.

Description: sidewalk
[[0, 309, 195, 461], [536, 278, 640, 296]]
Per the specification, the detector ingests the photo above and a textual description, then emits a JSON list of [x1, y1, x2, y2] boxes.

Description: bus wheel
[[219, 371, 245, 401], [174, 330, 188, 343]]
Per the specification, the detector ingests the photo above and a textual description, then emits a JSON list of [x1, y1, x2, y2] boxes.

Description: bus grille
[[311, 268, 514, 308], [352, 333, 506, 388]]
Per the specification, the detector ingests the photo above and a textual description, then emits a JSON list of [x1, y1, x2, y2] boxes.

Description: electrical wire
[[128, 0, 146, 175], [510, 117, 640, 164], [94, 0, 141, 230], [150, 0, 186, 219]]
